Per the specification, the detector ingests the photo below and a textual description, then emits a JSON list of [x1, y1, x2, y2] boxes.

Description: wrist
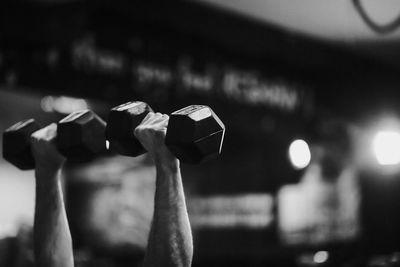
[[35, 158, 65, 173], [36, 165, 63, 175], [154, 155, 180, 174], [35, 164, 64, 184]]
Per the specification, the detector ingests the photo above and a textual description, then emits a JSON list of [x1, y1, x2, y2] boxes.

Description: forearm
[[143, 159, 193, 267], [34, 166, 74, 267]]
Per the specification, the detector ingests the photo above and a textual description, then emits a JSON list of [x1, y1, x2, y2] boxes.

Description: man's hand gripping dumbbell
[[106, 101, 225, 163], [2, 110, 106, 267], [105, 101, 225, 267], [3, 110, 107, 170]]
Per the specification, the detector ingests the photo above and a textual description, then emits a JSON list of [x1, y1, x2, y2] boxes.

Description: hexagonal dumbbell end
[[105, 101, 153, 157], [165, 105, 225, 164], [57, 110, 107, 162], [3, 119, 41, 170]]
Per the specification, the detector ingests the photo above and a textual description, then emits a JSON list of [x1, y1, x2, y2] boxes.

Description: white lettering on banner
[[69, 40, 306, 112], [180, 65, 214, 93], [181, 71, 214, 92], [188, 194, 274, 229], [72, 39, 125, 75], [177, 59, 217, 93], [223, 70, 300, 111], [135, 64, 172, 85]]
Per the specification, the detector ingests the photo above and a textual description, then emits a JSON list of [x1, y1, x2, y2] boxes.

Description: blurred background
[[1, 0, 400, 266]]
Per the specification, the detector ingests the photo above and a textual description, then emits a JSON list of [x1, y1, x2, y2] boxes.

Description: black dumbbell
[[3, 110, 107, 170], [105, 101, 225, 164], [56, 109, 107, 162], [3, 119, 40, 170]]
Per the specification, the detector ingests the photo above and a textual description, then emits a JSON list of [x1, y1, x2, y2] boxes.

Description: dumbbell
[[105, 101, 225, 164], [3, 119, 40, 170], [3, 110, 107, 170]]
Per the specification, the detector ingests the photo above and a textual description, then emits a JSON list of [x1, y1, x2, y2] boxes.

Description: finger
[[151, 114, 169, 125], [31, 123, 58, 142], [140, 112, 153, 125], [155, 116, 169, 129], [141, 112, 168, 128], [140, 112, 161, 125]]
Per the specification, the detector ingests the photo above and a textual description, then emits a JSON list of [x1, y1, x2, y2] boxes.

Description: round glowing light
[[373, 131, 400, 165], [289, 139, 311, 169], [313, 251, 329, 264]]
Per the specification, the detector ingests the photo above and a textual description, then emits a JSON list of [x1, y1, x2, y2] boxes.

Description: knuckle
[[30, 129, 41, 141], [48, 123, 57, 132], [142, 112, 153, 122], [134, 125, 148, 137]]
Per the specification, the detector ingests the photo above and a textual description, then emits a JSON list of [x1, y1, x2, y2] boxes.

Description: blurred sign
[[0, 33, 312, 115], [72, 38, 127, 76], [221, 69, 300, 111], [188, 194, 274, 229], [277, 163, 361, 245]]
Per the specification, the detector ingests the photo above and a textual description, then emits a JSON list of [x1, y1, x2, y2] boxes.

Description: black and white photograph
[[1, 0, 400, 266]]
